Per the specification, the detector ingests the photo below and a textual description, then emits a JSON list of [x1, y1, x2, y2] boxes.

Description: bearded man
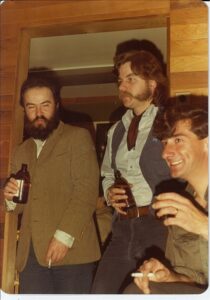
[[4, 75, 100, 294]]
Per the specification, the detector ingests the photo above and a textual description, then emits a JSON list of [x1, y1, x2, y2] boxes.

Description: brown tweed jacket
[[10, 122, 101, 272]]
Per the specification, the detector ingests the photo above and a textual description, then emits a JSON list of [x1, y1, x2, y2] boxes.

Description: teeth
[[171, 160, 182, 166]]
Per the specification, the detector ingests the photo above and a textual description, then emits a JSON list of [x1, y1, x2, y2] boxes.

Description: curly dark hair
[[20, 73, 61, 107], [153, 95, 208, 141], [114, 50, 168, 106]]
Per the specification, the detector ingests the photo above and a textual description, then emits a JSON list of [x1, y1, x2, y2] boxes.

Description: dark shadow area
[[60, 106, 96, 143], [113, 38, 166, 76]]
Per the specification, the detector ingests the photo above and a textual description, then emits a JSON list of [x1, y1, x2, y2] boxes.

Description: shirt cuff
[[105, 190, 111, 206], [5, 199, 17, 211], [54, 229, 75, 248]]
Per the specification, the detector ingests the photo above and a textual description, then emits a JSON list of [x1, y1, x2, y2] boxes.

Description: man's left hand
[[46, 238, 69, 265], [153, 192, 208, 240]]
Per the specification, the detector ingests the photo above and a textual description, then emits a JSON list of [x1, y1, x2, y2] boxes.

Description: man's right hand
[[134, 258, 180, 294], [107, 186, 128, 215], [3, 177, 19, 200]]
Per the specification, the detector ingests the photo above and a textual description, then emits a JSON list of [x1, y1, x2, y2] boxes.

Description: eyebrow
[[171, 133, 188, 139], [118, 72, 136, 80], [25, 100, 52, 106]]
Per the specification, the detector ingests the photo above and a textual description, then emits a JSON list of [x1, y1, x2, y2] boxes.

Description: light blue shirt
[[101, 104, 158, 207]]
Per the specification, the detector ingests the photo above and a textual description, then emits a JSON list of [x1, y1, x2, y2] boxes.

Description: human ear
[[202, 137, 208, 152], [149, 80, 157, 92]]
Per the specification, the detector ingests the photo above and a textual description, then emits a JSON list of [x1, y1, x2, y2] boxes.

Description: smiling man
[[124, 95, 208, 294]]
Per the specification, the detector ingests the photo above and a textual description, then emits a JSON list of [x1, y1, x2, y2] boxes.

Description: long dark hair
[[114, 50, 168, 106]]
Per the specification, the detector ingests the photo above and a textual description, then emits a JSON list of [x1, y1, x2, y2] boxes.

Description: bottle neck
[[114, 170, 121, 179], [21, 164, 28, 172]]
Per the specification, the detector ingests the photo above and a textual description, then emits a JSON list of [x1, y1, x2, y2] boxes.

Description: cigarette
[[48, 258, 51, 268], [131, 272, 155, 278]]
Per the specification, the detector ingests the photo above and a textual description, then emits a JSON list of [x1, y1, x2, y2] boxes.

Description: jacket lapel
[[36, 121, 65, 164]]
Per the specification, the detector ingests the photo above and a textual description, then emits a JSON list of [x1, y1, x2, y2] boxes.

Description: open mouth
[[169, 160, 182, 167], [171, 160, 182, 165]]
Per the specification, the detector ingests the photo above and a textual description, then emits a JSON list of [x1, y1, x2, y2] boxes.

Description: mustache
[[119, 91, 134, 99], [32, 116, 48, 123]]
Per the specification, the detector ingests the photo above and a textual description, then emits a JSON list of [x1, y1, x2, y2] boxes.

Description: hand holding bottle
[[107, 170, 137, 215], [4, 177, 19, 201], [107, 185, 128, 215], [4, 164, 30, 204]]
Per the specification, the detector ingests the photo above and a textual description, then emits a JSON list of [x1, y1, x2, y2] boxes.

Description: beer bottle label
[[14, 179, 24, 200]]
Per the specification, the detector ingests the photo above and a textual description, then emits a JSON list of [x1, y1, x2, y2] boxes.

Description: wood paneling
[[170, 24, 208, 41], [0, 140, 10, 159], [170, 2, 207, 18], [0, 73, 16, 96], [169, 3, 208, 96], [170, 71, 208, 90], [0, 125, 11, 140], [0, 159, 10, 178], [170, 0, 206, 9], [171, 39, 207, 57], [0, 40, 19, 69], [0, 95, 14, 111], [1, 1, 169, 26], [0, 0, 208, 293], [0, 111, 13, 125], [171, 55, 208, 73], [0, 1, 171, 292], [1, 213, 18, 293]]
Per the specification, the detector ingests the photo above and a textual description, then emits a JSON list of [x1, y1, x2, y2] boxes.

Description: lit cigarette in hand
[[48, 258, 52, 269], [131, 272, 155, 278]]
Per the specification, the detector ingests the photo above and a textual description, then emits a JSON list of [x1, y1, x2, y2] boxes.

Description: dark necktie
[[127, 114, 142, 151]]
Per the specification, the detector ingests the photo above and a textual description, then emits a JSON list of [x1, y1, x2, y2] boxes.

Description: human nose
[[118, 80, 127, 92], [162, 143, 175, 160], [35, 105, 43, 117]]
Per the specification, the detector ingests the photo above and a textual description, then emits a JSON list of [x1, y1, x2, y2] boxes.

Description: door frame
[[2, 15, 169, 293]]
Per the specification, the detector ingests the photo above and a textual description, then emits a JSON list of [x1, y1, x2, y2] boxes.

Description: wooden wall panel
[[170, 2, 207, 20], [1, 1, 169, 26], [0, 24, 20, 40], [0, 41, 19, 69], [0, 72, 16, 96], [169, 3, 208, 96], [171, 55, 208, 73], [0, 159, 10, 178], [171, 39, 207, 57], [170, 0, 206, 9], [0, 0, 171, 292], [170, 71, 208, 90], [0, 0, 208, 293], [0, 111, 13, 125], [0, 95, 14, 111], [170, 24, 208, 41]]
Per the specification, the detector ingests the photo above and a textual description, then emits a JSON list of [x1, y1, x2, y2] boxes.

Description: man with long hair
[[92, 50, 183, 293]]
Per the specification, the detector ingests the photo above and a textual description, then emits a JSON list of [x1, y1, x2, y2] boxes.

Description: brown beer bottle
[[13, 164, 30, 204], [114, 170, 137, 209]]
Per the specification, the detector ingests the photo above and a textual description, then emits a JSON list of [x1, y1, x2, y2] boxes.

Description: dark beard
[[24, 110, 60, 141]]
